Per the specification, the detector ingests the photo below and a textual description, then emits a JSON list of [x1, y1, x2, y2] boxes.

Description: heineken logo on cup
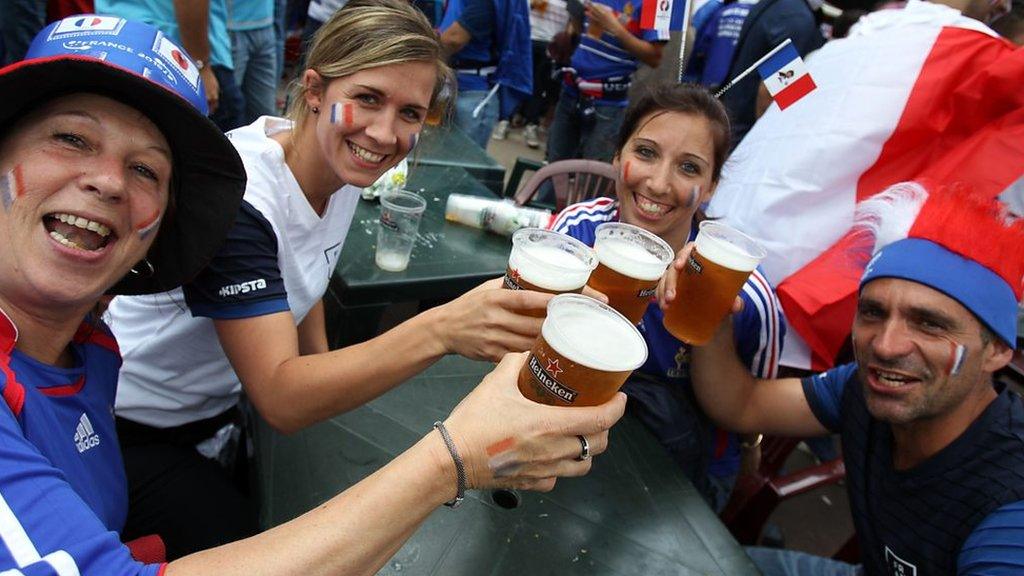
[[527, 354, 578, 404], [637, 286, 657, 298], [686, 254, 703, 275]]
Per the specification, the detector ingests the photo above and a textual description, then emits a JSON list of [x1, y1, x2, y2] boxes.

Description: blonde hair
[[287, 0, 454, 130]]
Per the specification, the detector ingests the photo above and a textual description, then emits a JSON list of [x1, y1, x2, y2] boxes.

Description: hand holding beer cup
[[434, 278, 554, 361], [518, 294, 648, 407], [659, 221, 764, 344], [445, 352, 627, 491]]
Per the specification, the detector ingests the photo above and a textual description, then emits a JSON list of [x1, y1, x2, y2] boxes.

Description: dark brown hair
[[615, 82, 731, 183]]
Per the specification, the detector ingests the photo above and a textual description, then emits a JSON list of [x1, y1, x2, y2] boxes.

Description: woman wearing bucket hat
[[0, 12, 624, 576]]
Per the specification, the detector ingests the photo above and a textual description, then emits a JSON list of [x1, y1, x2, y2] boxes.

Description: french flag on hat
[[756, 40, 816, 111], [640, 0, 686, 35]]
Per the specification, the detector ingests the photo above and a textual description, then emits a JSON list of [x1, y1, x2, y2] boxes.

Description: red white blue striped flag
[[756, 41, 816, 110]]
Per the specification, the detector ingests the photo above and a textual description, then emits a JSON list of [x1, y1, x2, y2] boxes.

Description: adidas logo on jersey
[[74, 413, 101, 453]]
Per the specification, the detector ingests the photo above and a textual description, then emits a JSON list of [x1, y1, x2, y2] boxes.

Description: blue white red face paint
[[409, 132, 419, 151], [1, 166, 25, 212], [330, 102, 354, 127], [943, 337, 966, 377], [134, 209, 161, 239], [622, 161, 630, 182], [687, 185, 701, 209]]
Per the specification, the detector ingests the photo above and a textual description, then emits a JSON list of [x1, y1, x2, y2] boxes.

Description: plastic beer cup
[[517, 294, 648, 406], [503, 228, 598, 309], [375, 190, 427, 272], [588, 222, 674, 324], [663, 221, 766, 345]]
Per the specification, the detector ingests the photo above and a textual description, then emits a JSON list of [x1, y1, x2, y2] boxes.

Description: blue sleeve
[[959, 500, 1024, 574], [0, 404, 160, 575], [183, 200, 290, 319], [458, 0, 496, 41], [799, 363, 856, 433], [733, 269, 785, 378]]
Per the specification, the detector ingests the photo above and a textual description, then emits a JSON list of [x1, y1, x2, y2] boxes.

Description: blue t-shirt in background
[[96, 0, 234, 68]]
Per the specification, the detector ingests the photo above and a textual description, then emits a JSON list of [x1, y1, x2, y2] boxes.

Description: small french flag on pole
[[756, 40, 816, 110], [640, 0, 685, 34]]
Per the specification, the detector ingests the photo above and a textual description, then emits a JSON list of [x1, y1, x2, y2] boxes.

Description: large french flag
[[708, 0, 1024, 370], [640, 0, 687, 35], [756, 41, 816, 110]]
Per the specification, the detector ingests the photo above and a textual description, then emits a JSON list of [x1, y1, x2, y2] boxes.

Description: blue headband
[[860, 238, 1017, 347]]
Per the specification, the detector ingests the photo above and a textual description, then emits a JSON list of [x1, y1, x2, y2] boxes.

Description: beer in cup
[[518, 294, 648, 406], [503, 228, 598, 298], [663, 221, 766, 345], [588, 222, 674, 324]]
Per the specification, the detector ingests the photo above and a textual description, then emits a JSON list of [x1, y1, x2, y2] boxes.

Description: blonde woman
[[108, 0, 555, 558]]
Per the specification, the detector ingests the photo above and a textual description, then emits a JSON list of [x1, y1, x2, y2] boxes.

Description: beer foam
[[543, 296, 647, 372], [694, 223, 765, 272], [595, 238, 671, 281], [510, 243, 594, 292]]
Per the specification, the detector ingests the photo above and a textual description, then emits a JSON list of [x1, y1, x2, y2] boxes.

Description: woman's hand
[[436, 279, 553, 361], [445, 352, 627, 492], [656, 243, 743, 314]]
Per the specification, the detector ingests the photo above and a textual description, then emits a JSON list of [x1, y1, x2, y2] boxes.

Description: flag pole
[[714, 38, 793, 98], [676, 0, 694, 83]]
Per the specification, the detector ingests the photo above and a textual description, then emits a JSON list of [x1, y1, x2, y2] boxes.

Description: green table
[[412, 125, 506, 195], [253, 355, 761, 576], [325, 163, 512, 346]]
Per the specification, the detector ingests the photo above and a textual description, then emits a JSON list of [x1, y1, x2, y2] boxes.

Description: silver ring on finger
[[575, 435, 591, 461]]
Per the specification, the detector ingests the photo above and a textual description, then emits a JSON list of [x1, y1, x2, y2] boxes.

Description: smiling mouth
[[633, 192, 674, 218], [44, 212, 115, 252], [347, 141, 386, 164], [869, 367, 920, 389]]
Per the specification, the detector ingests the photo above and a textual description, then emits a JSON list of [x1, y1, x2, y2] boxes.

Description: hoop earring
[[130, 258, 155, 278], [311, 106, 320, 114]]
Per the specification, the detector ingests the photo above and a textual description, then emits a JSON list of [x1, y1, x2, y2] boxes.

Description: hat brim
[[0, 56, 246, 295]]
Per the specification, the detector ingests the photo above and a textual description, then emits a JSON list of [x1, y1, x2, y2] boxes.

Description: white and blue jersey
[[804, 365, 1024, 574], [108, 117, 360, 428], [551, 198, 785, 477], [0, 309, 162, 574]]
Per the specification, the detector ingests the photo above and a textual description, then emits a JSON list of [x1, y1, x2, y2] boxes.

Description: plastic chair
[[719, 436, 849, 552], [509, 159, 618, 212]]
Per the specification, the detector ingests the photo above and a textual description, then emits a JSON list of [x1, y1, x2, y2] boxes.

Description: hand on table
[[445, 352, 626, 491]]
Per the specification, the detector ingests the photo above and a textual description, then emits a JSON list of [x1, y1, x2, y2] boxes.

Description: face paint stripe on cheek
[[135, 209, 162, 240], [409, 132, 419, 151], [1, 165, 25, 212], [344, 103, 354, 127], [622, 161, 630, 182], [945, 339, 966, 376]]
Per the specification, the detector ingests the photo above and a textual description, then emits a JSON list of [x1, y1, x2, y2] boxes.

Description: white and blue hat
[[0, 16, 246, 295]]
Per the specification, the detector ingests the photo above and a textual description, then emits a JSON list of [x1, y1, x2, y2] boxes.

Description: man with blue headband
[[687, 182, 1024, 575]]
